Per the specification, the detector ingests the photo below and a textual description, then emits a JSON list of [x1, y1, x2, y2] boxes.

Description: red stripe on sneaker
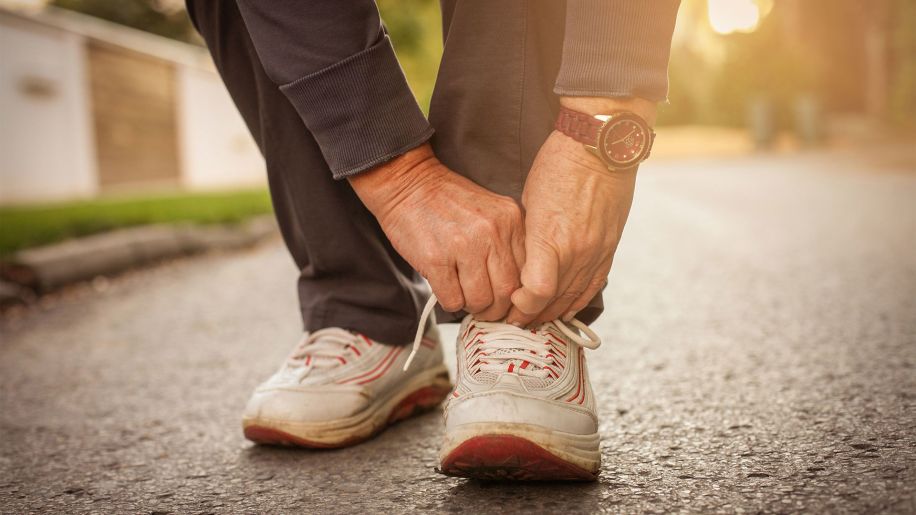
[[337, 357, 347, 365], [351, 346, 361, 357], [520, 360, 530, 370], [565, 352, 583, 402], [577, 352, 586, 404], [547, 335, 567, 347], [356, 347, 404, 385], [360, 334, 374, 346], [461, 322, 475, 340], [420, 338, 436, 349], [508, 363, 515, 373], [337, 346, 397, 384]]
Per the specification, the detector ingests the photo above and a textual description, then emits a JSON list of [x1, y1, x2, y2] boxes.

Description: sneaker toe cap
[[445, 391, 598, 435], [244, 386, 369, 424]]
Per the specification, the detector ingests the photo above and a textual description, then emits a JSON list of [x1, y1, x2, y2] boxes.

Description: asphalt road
[[2, 148, 915, 514]]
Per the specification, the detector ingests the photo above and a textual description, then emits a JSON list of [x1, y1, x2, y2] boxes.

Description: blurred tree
[[377, 0, 443, 112], [51, 0, 199, 43]]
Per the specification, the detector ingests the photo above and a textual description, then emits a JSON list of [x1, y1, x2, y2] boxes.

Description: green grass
[[0, 189, 273, 257]]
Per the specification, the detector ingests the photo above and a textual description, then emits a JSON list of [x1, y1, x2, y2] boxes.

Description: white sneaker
[[415, 299, 602, 480], [242, 321, 451, 448]]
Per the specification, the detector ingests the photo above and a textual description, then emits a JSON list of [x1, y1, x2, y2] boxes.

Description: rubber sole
[[243, 365, 451, 449], [439, 423, 600, 481]]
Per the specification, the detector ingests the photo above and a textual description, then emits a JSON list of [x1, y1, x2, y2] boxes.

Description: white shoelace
[[403, 294, 601, 372], [287, 328, 366, 370]]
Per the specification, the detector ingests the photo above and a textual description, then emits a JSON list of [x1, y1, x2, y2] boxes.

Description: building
[[0, 5, 264, 205]]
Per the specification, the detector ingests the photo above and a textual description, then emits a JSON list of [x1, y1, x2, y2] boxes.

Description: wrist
[[559, 96, 657, 126], [348, 143, 444, 219]]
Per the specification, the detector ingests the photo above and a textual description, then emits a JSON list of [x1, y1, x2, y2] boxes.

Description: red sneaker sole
[[439, 434, 598, 481], [243, 382, 451, 449]]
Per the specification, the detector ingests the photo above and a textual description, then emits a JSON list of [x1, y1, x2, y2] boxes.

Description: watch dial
[[602, 119, 647, 166]]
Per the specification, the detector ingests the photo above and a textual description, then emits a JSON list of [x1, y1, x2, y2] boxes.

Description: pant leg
[[186, 0, 428, 344], [429, 0, 605, 325]]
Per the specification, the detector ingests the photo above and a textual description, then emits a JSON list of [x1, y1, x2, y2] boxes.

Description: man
[[187, 0, 679, 481]]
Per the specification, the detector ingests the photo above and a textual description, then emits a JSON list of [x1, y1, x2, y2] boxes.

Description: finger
[[562, 268, 611, 322], [456, 256, 494, 314], [531, 267, 593, 324], [506, 243, 558, 326], [475, 247, 521, 321], [510, 217, 526, 270], [426, 264, 465, 312], [527, 249, 590, 323]]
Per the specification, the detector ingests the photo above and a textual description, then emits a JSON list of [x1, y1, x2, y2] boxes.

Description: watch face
[[601, 117, 649, 167]]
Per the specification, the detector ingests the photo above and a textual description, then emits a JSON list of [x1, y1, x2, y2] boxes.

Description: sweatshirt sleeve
[[235, 0, 433, 179], [554, 0, 681, 103]]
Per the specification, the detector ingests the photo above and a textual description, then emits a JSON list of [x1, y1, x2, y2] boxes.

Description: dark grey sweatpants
[[187, 1, 604, 344]]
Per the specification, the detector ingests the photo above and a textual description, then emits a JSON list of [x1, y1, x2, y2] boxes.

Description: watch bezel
[[594, 111, 653, 170]]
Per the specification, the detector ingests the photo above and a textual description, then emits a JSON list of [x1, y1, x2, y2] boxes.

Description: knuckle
[[503, 199, 523, 221], [476, 217, 499, 234], [494, 282, 518, 300], [449, 233, 467, 248], [419, 248, 441, 265]]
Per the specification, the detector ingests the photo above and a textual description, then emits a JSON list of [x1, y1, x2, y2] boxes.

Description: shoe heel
[[387, 371, 452, 423]]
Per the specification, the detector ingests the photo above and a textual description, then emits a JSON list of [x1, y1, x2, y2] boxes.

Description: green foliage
[[51, 0, 198, 43], [0, 189, 273, 256], [378, 0, 443, 113]]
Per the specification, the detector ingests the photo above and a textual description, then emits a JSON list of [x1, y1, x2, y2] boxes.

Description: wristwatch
[[554, 106, 655, 171]]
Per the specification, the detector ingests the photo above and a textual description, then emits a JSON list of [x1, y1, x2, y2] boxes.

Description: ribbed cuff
[[554, 0, 680, 103], [279, 35, 433, 179]]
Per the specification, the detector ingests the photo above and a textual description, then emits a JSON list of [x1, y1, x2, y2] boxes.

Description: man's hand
[[506, 96, 656, 326], [350, 144, 525, 320]]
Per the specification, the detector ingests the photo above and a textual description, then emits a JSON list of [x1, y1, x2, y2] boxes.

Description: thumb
[[506, 242, 558, 325]]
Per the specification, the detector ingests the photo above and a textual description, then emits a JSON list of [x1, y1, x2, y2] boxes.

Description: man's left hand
[[505, 96, 655, 326]]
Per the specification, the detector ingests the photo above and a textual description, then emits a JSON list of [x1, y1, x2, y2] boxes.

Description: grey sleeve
[[555, 0, 681, 103], [235, 0, 433, 179]]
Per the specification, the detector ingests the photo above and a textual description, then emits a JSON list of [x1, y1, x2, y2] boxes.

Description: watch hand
[[612, 129, 638, 145]]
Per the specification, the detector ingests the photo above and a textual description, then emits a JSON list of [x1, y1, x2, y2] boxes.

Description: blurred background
[[0, 0, 914, 258], [2, 3, 915, 511]]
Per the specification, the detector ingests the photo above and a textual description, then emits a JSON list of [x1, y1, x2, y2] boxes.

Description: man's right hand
[[349, 144, 525, 320]]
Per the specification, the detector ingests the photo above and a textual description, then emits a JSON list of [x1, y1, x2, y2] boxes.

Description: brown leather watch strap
[[554, 106, 603, 146]]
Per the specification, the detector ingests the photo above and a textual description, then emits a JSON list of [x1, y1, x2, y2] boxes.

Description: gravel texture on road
[[2, 151, 914, 513]]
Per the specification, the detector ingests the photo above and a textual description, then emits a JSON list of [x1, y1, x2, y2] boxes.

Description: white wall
[[0, 15, 97, 204], [175, 64, 265, 191]]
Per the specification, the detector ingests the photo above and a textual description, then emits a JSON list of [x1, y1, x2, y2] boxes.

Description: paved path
[[2, 149, 915, 513]]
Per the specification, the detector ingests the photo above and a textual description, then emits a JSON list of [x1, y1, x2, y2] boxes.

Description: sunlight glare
[[708, 0, 762, 35]]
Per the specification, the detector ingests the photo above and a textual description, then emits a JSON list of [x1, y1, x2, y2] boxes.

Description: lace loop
[[288, 328, 364, 370], [403, 294, 601, 372]]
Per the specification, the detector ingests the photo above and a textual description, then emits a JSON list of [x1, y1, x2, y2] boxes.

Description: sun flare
[[707, 0, 762, 35]]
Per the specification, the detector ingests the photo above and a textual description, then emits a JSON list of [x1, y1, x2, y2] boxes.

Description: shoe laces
[[287, 328, 368, 370], [403, 294, 601, 372]]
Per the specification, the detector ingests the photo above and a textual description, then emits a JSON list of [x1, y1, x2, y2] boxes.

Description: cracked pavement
[[1, 149, 915, 513]]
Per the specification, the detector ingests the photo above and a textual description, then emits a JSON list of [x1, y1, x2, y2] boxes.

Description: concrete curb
[[1, 215, 278, 292]]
